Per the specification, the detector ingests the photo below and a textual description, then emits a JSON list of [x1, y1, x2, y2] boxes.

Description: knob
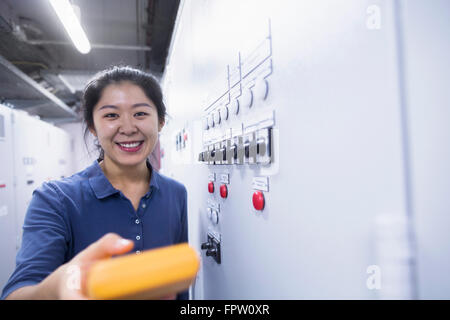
[[214, 109, 221, 125], [220, 106, 229, 121], [231, 99, 239, 115], [208, 113, 215, 128], [254, 77, 269, 101], [241, 88, 253, 109], [211, 210, 219, 224]]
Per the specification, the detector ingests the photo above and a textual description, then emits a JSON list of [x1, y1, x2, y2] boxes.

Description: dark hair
[[82, 65, 166, 160]]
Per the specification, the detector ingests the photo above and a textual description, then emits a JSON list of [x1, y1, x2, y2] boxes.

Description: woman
[[1, 66, 188, 300]]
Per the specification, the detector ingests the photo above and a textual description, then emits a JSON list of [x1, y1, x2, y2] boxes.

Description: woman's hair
[[82, 65, 166, 160]]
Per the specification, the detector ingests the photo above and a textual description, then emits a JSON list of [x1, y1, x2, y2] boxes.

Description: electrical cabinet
[[11, 111, 71, 249], [160, 0, 450, 299], [0, 105, 74, 288], [0, 105, 17, 290]]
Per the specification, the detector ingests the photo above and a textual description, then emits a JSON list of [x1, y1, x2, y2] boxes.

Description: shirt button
[[136, 235, 141, 240], [142, 203, 146, 209], [135, 219, 140, 224]]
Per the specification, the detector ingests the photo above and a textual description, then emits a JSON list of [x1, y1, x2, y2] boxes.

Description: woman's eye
[[104, 113, 118, 118], [135, 112, 149, 117]]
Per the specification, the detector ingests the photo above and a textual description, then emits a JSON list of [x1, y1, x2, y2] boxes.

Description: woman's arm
[[5, 285, 45, 300], [5, 233, 134, 300], [5, 274, 60, 299]]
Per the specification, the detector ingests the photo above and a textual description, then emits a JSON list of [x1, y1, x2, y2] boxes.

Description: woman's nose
[[118, 115, 138, 135]]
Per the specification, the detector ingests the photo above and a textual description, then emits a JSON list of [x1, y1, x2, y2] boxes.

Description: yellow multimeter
[[86, 243, 200, 299]]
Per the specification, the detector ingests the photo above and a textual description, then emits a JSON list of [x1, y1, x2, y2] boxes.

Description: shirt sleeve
[[178, 186, 188, 244], [1, 182, 70, 299], [176, 185, 189, 300]]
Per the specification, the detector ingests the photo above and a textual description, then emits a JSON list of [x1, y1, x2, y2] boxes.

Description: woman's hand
[[53, 233, 177, 300], [49, 233, 134, 299]]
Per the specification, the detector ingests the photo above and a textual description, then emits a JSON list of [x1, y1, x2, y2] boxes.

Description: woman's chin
[[106, 152, 149, 168], [117, 157, 148, 167]]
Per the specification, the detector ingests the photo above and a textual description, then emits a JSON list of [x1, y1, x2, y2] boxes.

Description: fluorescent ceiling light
[[48, 0, 91, 54]]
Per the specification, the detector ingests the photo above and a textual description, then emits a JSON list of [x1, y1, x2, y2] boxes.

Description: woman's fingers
[[65, 233, 134, 299], [76, 233, 134, 262]]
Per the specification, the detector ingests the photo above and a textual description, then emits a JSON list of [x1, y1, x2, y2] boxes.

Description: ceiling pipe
[[27, 40, 152, 51]]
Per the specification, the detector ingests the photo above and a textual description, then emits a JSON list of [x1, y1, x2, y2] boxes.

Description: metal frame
[[0, 54, 77, 119]]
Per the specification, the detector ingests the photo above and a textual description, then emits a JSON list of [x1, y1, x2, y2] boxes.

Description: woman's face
[[90, 81, 164, 168]]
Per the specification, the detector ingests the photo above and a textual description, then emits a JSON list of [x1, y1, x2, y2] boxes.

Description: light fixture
[[48, 0, 91, 54]]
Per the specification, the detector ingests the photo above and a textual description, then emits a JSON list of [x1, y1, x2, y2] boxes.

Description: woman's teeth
[[119, 142, 142, 148]]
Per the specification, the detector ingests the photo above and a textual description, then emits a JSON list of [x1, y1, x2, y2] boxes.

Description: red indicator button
[[252, 191, 265, 211], [220, 184, 228, 198], [208, 181, 214, 193]]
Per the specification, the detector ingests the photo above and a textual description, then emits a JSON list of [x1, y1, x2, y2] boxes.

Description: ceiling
[[0, 0, 180, 122]]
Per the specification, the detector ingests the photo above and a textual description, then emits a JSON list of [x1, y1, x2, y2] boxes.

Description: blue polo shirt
[[1, 159, 188, 300]]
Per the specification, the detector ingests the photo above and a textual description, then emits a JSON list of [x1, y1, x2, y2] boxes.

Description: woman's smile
[[115, 140, 145, 153]]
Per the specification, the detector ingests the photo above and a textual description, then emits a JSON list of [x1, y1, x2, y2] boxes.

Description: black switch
[[221, 148, 227, 161], [244, 141, 250, 158], [200, 233, 221, 264]]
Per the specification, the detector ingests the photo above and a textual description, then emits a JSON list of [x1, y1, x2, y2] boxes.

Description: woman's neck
[[99, 156, 150, 188]]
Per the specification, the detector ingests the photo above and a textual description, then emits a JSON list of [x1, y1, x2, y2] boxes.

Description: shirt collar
[[88, 159, 159, 199]]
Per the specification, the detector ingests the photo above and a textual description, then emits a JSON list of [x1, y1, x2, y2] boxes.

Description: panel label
[[220, 174, 229, 184], [252, 176, 269, 192]]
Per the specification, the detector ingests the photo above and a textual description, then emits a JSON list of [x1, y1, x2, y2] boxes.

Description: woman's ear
[[158, 120, 165, 132], [89, 126, 97, 137]]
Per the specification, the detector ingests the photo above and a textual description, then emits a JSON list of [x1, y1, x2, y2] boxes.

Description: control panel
[[198, 21, 275, 265]]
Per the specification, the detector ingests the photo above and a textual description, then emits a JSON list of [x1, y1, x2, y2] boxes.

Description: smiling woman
[[1, 66, 190, 300], [83, 66, 166, 162], [92, 85, 161, 163], [91, 83, 160, 168]]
